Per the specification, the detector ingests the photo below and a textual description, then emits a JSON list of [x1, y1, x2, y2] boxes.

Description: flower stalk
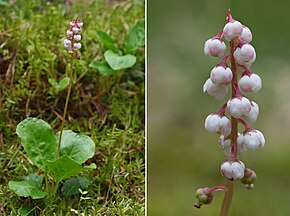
[[196, 9, 265, 215], [56, 18, 83, 159]]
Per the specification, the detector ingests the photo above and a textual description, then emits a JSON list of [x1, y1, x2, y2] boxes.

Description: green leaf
[[46, 156, 96, 182], [104, 50, 136, 70], [124, 19, 145, 53], [61, 176, 90, 197], [89, 61, 116, 76], [57, 130, 95, 164], [48, 77, 70, 94], [8, 180, 47, 199], [22, 174, 42, 186], [96, 30, 119, 53], [0, 0, 9, 7], [18, 205, 34, 216], [16, 118, 57, 171]]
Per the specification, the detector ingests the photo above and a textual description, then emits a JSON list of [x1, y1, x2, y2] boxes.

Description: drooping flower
[[221, 160, 245, 180]]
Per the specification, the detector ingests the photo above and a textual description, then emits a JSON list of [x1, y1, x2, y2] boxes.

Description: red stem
[[207, 186, 227, 193], [220, 40, 238, 216], [237, 118, 251, 131]]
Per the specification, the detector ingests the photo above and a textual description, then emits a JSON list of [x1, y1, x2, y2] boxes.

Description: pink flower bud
[[227, 96, 251, 118], [239, 129, 265, 151], [70, 21, 75, 26], [240, 26, 252, 43], [72, 27, 80, 34], [66, 30, 73, 37], [64, 39, 71, 45], [74, 35, 81, 41], [203, 78, 228, 101], [221, 160, 245, 180], [205, 114, 231, 135], [204, 38, 226, 58], [210, 66, 233, 85], [63, 39, 71, 50], [242, 101, 259, 124], [73, 42, 82, 49], [77, 21, 83, 28], [234, 44, 256, 65], [223, 20, 243, 41], [238, 73, 262, 93], [240, 168, 257, 185]]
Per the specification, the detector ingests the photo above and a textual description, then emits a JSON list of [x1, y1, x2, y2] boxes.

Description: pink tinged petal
[[243, 130, 265, 150], [203, 78, 228, 101], [210, 66, 233, 85], [205, 114, 221, 133], [223, 21, 243, 41], [204, 39, 226, 57], [73, 43, 82, 49], [72, 27, 80, 34], [66, 30, 73, 36], [77, 22, 83, 28], [240, 26, 252, 43], [243, 101, 259, 124], [74, 35, 81, 41], [219, 116, 231, 136], [220, 160, 245, 180]]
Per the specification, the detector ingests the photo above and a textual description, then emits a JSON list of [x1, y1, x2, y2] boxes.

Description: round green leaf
[[8, 180, 47, 199], [16, 118, 57, 171], [57, 130, 95, 164], [61, 176, 90, 197], [104, 50, 136, 70], [125, 19, 145, 53]]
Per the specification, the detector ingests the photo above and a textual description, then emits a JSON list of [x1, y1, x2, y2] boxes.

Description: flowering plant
[[195, 10, 265, 215], [8, 18, 96, 203]]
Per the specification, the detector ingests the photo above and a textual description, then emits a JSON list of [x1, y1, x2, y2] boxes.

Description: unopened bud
[[241, 168, 257, 189], [194, 187, 213, 208], [221, 160, 245, 180], [204, 38, 227, 58], [223, 20, 243, 41]]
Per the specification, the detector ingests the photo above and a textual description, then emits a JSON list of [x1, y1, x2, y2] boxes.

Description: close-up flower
[[205, 113, 231, 135], [227, 96, 251, 118], [204, 38, 227, 58], [220, 160, 245, 180], [203, 78, 228, 101]]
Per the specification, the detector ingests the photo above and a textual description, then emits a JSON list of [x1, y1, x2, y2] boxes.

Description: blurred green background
[[148, 0, 290, 215]]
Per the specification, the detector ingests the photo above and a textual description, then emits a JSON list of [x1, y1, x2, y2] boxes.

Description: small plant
[[8, 18, 96, 210], [89, 19, 145, 76], [195, 10, 265, 215]]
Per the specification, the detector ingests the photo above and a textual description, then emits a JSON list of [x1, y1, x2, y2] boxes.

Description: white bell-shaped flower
[[203, 78, 228, 101], [221, 160, 245, 180], [204, 38, 227, 58], [240, 26, 252, 43], [223, 20, 243, 41], [227, 96, 251, 118], [210, 66, 233, 85], [234, 44, 256, 65], [239, 73, 262, 93], [239, 130, 265, 151], [205, 114, 231, 135]]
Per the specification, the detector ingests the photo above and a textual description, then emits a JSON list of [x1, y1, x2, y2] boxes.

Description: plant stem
[[220, 180, 234, 216], [51, 180, 60, 199], [56, 54, 74, 159], [220, 40, 238, 216]]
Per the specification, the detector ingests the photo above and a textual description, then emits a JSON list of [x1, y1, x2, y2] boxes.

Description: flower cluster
[[195, 9, 264, 209], [63, 18, 83, 57]]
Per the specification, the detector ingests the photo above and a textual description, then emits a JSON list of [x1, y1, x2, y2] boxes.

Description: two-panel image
[[0, 0, 289, 215]]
